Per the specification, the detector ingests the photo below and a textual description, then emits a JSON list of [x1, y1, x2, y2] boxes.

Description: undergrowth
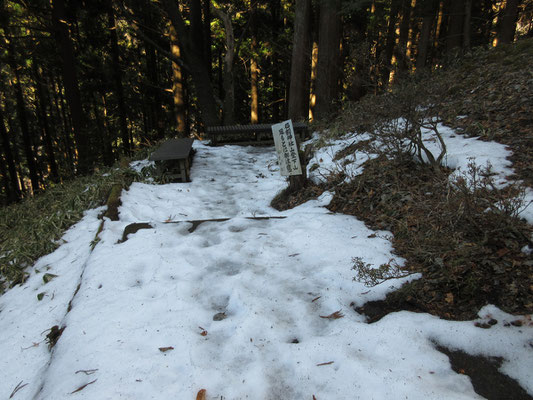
[[318, 39, 533, 320], [0, 152, 152, 292], [329, 156, 533, 319]]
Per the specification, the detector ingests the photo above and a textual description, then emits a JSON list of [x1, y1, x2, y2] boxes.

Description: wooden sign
[[271, 120, 302, 176]]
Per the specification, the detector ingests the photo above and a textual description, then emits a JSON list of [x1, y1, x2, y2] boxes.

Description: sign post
[[271, 120, 302, 176]]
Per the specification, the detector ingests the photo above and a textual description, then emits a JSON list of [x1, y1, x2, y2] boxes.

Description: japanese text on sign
[[271, 120, 302, 176]]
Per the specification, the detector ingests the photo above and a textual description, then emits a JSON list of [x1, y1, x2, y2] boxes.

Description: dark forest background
[[0, 0, 531, 204]]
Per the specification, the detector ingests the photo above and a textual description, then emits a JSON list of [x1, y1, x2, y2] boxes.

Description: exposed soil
[[436, 346, 533, 400]]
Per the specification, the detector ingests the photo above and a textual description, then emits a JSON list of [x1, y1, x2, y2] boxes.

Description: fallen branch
[[316, 361, 334, 366]]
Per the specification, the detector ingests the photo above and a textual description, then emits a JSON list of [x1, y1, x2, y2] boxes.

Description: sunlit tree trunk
[[288, 0, 312, 122], [161, 0, 219, 127], [382, 0, 400, 85], [250, 1, 259, 124], [170, 25, 188, 135]]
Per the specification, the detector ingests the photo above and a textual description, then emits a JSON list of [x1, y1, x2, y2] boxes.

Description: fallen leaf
[[319, 310, 344, 319], [198, 327, 208, 336], [70, 379, 97, 394], [196, 389, 207, 400], [311, 296, 321, 303], [445, 292, 454, 304], [159, 347, 174, 353]]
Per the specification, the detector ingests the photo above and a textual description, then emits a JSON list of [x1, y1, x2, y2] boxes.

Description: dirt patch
[[120, 223, 153, 242], [436, 345, 533, 400], [271, 183, 325, 211]]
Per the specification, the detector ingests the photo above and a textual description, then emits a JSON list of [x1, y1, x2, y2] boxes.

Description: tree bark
[[314, 0, 341, 120], [51, 0, 92, 174], [170, 25, 188, 135], [213, 7, 236, 125], [161, 0, 220, 127], [498, 0, 521, 44], [0, 102, 21, 201], [108, 6, 131, 154], [381, 0, 400, 85], [250, 1, 259, 124], [463, 0, 473, 49], [2, 29, 41, 193], [32, 61, 59, 183], [288, 0, 312, 122], [446, 0, 464, 53], [416, 0, 439, 70]]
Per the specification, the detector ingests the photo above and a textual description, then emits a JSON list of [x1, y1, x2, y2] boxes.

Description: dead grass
[[0, 150, 152, 292], [329, 155, 532, 320]]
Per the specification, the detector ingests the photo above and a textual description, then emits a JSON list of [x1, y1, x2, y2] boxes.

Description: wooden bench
[[149, 138, 194, 182], [206, 122, 309, 146]]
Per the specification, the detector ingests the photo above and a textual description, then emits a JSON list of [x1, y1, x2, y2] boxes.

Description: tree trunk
[[108, 6, 131, 154], [446, 0, 464, 54], [32, 61, 59, 183], [314, 0, 341, 120], [170, 25, 188, 135], [0, 102, 21, 201], [213, 7, 236, 125], [50, 73, 74, 175], [463, 0, 473, 49], [250, 2, 259, 124], [3, 34, 40, 193], [288, 0, 312, 122], [97, 93, 116, 166], [381, 0, 400, 85], [51, 0, 92, 174], [417, 0, 439, 70], [161, 0, 220, 127], [144, 10, 165, 141], [498, 0, 521, 44]]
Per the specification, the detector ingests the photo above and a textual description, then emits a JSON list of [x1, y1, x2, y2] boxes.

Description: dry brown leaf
[[196, 389, 207, 400], [445, 293, 454, 304], [319, 310, 344, 319], [198, 327, 208, 336], [159, 346, 174, 353], [70, 379, 97, 394]]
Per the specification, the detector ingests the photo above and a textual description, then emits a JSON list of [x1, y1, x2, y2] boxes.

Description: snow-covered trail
[[1, 142, 531, 400]]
